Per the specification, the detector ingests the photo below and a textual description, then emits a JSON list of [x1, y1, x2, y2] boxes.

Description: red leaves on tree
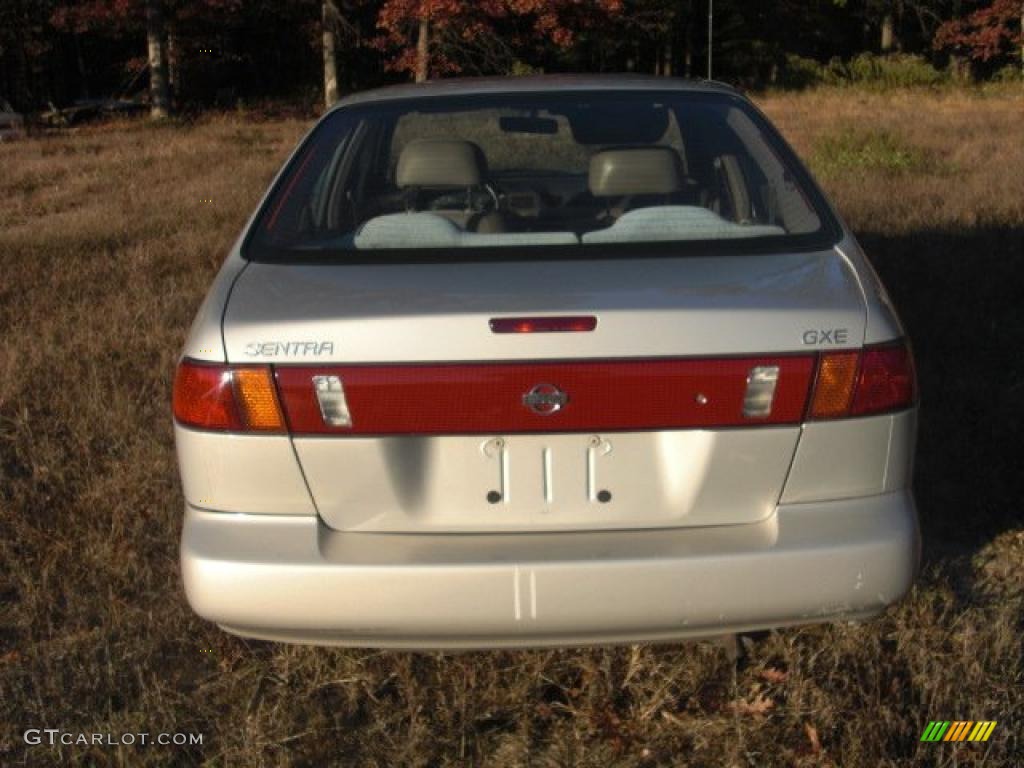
[[51, 1, 139, 34], [51, 0, 243, 35], [934, 0, 1023, 62], [374, 0, 624, 77]]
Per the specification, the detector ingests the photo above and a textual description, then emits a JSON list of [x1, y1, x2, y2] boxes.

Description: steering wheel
[[427, 182, 502, 214]]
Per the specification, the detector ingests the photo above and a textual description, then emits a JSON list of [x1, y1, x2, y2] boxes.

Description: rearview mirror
[[566, 105, 669, 145], [499, 116, 558, 135]]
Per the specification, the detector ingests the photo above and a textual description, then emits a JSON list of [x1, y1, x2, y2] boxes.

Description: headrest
[[588, 147, 683, 197], [396, 139, 485, 188]]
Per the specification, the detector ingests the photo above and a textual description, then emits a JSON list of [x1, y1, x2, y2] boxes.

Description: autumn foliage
[[935, 0, 1023, 62], [50, 0, 245, 33], [374, 0, 624, 77], [4, 0, 1022, 115]]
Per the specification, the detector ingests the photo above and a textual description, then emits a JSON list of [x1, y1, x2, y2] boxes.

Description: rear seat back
[[588, 146, 697, 219], [396, 139, 505, 233]]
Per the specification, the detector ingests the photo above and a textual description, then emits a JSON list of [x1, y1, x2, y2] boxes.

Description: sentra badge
[[244, 341, 334, 357]]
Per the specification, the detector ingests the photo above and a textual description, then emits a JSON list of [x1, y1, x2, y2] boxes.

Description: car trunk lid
[[223, 249, 865, 532]]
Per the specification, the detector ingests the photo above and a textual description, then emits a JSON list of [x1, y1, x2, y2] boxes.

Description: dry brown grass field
[[1, 87, 1022, 767]]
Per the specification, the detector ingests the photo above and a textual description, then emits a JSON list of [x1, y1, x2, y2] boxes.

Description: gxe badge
[[522, 383, 568, 415]]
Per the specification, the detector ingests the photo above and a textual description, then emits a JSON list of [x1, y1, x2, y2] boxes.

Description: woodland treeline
[[1, 0, 1021, 114]]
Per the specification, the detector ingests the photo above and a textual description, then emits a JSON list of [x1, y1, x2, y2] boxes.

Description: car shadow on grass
[[859, 225, 1024, 566]]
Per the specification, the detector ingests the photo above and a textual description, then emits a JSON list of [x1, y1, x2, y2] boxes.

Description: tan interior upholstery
[[714, 154, 753, 223], [394, 139, 505, 233], [588, 147, 684, 197], [396, 139, 485, 188]]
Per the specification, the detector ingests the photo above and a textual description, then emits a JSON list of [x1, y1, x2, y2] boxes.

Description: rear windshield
[[247, 91, 836, 261]]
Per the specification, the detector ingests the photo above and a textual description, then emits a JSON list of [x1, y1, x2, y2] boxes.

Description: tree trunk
[[15, 35, 32, 107], [684, 22, 692, 77], [706, 0, 713, 79], [415, 19, 429, 82], [895, 0, 904, 51], [145, 0, 170, 119], [74, 36, 89, 99], [662, 43, 673, 76], [626, 40, 639, 72], [167, 25, 179, 107], [880, 11, 895, 52], [323, 0, 339, 106]]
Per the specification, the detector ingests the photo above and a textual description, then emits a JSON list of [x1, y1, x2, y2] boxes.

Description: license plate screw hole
[[487, 491, 502, 504], [597, 490, 612, 503]]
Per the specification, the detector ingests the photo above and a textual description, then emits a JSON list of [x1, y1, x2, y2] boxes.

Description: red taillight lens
[[807, 340, 916, 420], [850, 343, 916, 416], [275, 356, 816, 435], [173, 360, 285, 432], [173, 361, 241, 430]]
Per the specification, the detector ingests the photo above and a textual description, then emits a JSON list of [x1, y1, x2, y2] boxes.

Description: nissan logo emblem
[[522, 383, 568, 415]]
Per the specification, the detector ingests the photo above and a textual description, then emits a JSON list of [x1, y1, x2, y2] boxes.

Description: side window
[[312, 119, 380, 233], [344, 121, 397, 225], [658, 109, 687, 169], [725, 107, 821, 233], [305, 141, 345, 231], [299, 123, 360, 234]]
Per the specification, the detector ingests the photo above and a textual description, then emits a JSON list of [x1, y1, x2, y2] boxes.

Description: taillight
[[173, 344, 914, 435], [808, 351, 859, 419], [808, 340, 915, 420], [173, 360, 285, 432], [231, 368, 286, 430], [850, 343, 916, 416], [275, 356, 816, 435]]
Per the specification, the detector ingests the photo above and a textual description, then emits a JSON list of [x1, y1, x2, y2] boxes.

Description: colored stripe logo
[[920, 721, 997, 742]]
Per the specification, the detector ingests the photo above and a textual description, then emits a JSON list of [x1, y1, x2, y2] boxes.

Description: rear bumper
[[181, 492, 919, 649]]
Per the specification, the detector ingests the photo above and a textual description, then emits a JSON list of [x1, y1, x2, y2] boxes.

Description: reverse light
[[173, 360, 285, 432], [742, 366, 780, 418], [312, 375, 352, 427]]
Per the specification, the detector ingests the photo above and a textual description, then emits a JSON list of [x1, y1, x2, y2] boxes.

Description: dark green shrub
[[821, 53, 948, 89], [779, 54, 824, 89]]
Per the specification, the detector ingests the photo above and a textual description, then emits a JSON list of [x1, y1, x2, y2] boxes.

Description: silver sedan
[[174, 75, 919, 648]]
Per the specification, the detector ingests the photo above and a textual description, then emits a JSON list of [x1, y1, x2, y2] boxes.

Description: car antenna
[[707, 0, 713, 80]]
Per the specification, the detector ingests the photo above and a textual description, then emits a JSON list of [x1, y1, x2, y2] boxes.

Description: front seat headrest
[[396, 139, 486, 188], [588, 146, 684, 197]]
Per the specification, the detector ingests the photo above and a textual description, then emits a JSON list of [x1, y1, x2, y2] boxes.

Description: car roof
[[333, 74, 740, 109]]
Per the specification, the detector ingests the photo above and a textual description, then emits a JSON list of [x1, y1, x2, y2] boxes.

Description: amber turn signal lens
[[809, 351, 859, 419], [232, 368, 286, 431]]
